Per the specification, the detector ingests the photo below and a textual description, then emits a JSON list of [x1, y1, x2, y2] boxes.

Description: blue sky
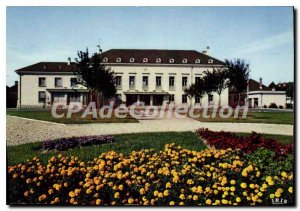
[[6, 6, 294, 86]]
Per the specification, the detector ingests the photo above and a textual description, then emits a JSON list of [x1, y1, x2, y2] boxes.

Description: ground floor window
[[254, 98, 258, 107], [68, 93, 81, 104], [38, 91, 46, 103], [182, 94, 187, 103], [169, 94, 174, 102], [208, 94, 213, 103]]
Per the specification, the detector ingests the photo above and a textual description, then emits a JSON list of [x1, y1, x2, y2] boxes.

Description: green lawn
[[192, 111, 294, 125], [7, 132, 206, 166], [6, 110, 138, 124]]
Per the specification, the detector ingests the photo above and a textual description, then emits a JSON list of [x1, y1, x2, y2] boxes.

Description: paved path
[[7, 115, 294, 146]]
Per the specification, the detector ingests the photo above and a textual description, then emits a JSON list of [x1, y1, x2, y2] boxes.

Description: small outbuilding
[[247, 78, 286, 108]]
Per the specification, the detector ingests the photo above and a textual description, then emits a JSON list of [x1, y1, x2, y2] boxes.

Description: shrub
[[246, 148, 294, 177], [195, 128, 293, 156], [279, 105, 283, 109], [263, 105, 267, 108], [42, 135, 115, 151], [268, 103, 278, 109], [8, 144, 294, 205]]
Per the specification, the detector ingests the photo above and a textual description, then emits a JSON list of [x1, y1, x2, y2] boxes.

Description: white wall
[[248, 92, 286, 108]]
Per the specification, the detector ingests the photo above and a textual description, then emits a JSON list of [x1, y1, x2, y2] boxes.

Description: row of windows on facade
[[38, 77, 77, 87], [103, 57, 214, 64], [38, 92, 81, 103], [115, 75, 201, 88], [39, 92, 213, 104]]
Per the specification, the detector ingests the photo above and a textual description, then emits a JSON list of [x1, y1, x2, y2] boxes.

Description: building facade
[[15, 49, 229, 108]]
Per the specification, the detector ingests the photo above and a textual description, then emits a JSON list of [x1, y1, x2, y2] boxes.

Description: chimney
[[202, 46, 210, 55], [259, 77, 262, 90], [67, 57, 71, 65]]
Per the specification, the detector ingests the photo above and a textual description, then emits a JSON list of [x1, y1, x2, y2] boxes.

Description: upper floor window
[[208, 59, 214, 64], [116, 57, 122, 63], [182, 58, 187, 63], [182, 94, 187, 103], [143, 58, 148, 63], [169, 58, 174, 63], [38, 77, 46, 87], [195, 77, 201, 86], [115, 76, 122, 87], [169, 76, 175, 87], [55, 77, 62, 87], [156, 58, 161, 63], [129, 58, 135, 63], [195, 59, 201, 64], [182, 77, 188, 87], [156, 76, 162, 87], [103, 57, 108, 62], [129, 76, 135, 87], [142, 76, 148, 87], [38, 91, 46, 103], [70, 78, 78, 87]]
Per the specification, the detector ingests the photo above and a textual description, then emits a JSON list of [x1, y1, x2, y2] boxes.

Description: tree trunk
[[218, 94, 221, 108]]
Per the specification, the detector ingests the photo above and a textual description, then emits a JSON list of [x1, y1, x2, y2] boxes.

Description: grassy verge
[[6, 110, 138, 124], [7, 132, 206, 165], [191, 111, 294, 125]]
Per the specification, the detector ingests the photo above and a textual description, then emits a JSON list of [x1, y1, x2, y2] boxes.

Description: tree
[[203, 68, 229, 107], [74, 48, 116, 107], [225, 59, 250, 106], [184, 78, 206, 106]]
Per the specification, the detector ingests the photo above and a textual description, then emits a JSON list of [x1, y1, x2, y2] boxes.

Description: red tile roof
[[248, 79, 272, 91]]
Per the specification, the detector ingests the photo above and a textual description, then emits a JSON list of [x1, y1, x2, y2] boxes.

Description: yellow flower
[[96, 199, 101, 205], [236, 197, 241, 203], [154, 191, 159, 197], [241, 183, 247, 189], [118, 184, 124, 191], [277, 188, 283, 194], [206, 199, 212, 205], [288, 187, 293, 193], [128, 198, 134, 204], [163, 190, 169, 196], [166, 182, 172, 189], [270, 194, 275, 199], [69, 191, 75, 198], [114, 192, 120, 198], [230, 186, 236, 192], [140, 188, 145, 195], [222, 199, 228, 205], [230, 180, 236, 185], [281, 171, 287, 178], [193, 195, 198, 201], [179, 194, 185, 200], [179, 202, 184, 205], [275, 192, 281, 198], [249, 184, 255, 189], [169, 201, 175, 205]]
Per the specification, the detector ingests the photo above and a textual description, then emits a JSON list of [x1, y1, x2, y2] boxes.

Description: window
[[195, 95, 201, 104], [55, 77, 62, 87], [103, 57, 108, 62], [68, 93, 81, 103], [143, 58, 148, 63], [142, 76, 148, 87], [195, 59, 201, 64], [182, 95, 187, 103], [169, 94, 174, 102], [70, 78, 77, 87], [169, 76, 175, 87], [115, 76, 122, 89], [38, 77, 46, 87], [129, 58, 135, 63], [169, 58, 174, 63], [156, 76, 161, 87], [116, 57, 122, 62], [182, 77, 188, 87], [208, 59, 214, 64], [129, 76, 135, 89], [156, 58, 161, 63], [208, 94, 213, 102], [182, 58, 187, 63], [38, 91, 46, 103]]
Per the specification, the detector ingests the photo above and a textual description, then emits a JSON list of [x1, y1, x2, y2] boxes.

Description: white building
[[247, 78, 286, 108], [15, 49, 229, 108]]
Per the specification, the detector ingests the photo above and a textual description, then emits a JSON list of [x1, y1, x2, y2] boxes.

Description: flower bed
[[8, 144, 293, 205], [195, 128, 293, 156], [42, 135, 115, 151]]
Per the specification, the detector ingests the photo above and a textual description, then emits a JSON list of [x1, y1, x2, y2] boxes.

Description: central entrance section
[[124, 92, 169, 106]]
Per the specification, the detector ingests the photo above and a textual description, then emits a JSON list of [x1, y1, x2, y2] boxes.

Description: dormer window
[[129, 58, 135, 63], [182, 58, 187, 63], [143, 58, 148, 63], [195, 59, 201, 64], [116, 58, 122, 63], [103, 57, 108, 62], [169, 58, 174, 63], [208, 59, 214, 64], [156, 58, 161, 63]]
